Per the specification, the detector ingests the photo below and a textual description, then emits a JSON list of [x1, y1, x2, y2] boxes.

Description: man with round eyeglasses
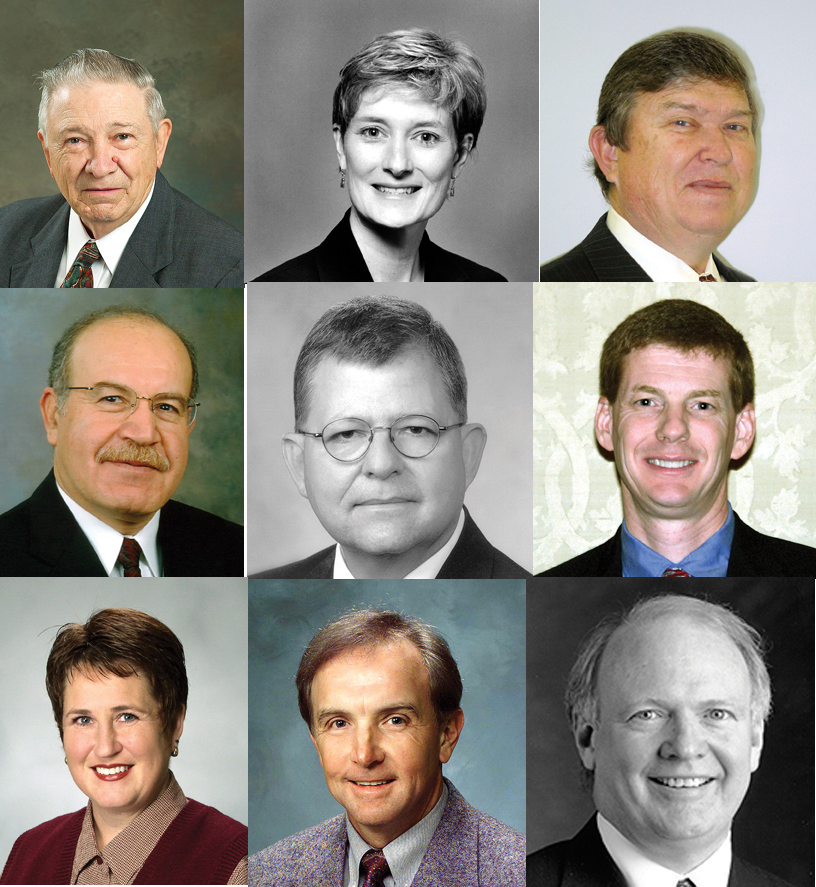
[[0, 304, 243, 576], [254, 295, 530, 579]]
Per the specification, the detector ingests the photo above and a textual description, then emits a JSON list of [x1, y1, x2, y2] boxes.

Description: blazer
[[253, 209, 507, 282], [252, 507, 530, 579], [537, 512, 816, 577], [0, 171, 243, 288], [539, 214, 755, 282], [527, 817, 796, 887], [0, 471, 244, 577], [250, 780, 525, 887]]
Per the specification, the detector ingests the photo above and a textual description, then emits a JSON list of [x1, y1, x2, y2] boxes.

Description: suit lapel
[[583, 215, 652, 282], [437, 508, 495, 578], [411, 783, 478, 887], [561, 818, 628, 887], [10, 203, 69, 286]]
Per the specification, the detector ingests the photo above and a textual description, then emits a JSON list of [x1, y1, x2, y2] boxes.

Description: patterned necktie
[[360, 849, 390, 887], [117, 537, 143, 577], [61, 240, 101, 287], [699, 274, 717, 282], [662, 567, 692, 577]]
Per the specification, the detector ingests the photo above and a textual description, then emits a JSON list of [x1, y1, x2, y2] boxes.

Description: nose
[[382, 138, 413, 177], [118, 398, 162, 444], [95, 720, 124, 758], [655, 404, 689, 443], [84, 140, 119, 177], [659, 712, 708, 760], [352, 725, 385, 767], [699, 126, 734, 164], [360, 427, 403, 478]]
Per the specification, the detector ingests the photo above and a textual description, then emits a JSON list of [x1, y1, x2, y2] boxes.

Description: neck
[[91, 770, 171, 851], [348, 209, 426, 281], [340, 520, 458, 579], [350, 773, 444, 848]]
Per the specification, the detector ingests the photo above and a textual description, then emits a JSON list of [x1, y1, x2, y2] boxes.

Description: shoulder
[[540, 216, 611, 281], [0, 193, 65, 227], [251, 545, 335, 579], [424, 237, 507, 281], [536, 531, 621, 576], [159, 500, 244, 577], [731, 856, 799, 887], [253, 246, 321, 281], [439, 510, 529, 578], [713, 255, 755, 282], [1, 808, 85, 881], [161, 499, 243, 539], [181, 798, 248, 844], [731, 513, 816, 577], [250, 816, 344, 878]]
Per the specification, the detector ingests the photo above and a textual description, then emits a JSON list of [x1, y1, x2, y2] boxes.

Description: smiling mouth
[[647, 459, 696, 468], [374, 185, 420, 195], [650, 776, 713, 788], [92, 764, 134, 780]]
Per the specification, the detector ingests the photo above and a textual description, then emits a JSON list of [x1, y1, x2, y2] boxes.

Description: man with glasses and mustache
[[0, 305, 243, 576]]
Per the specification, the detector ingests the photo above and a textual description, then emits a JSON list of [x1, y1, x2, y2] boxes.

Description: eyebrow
[[315, 702, 421, 723], [658, 100, 754, 120], [630, 384, 726, 399], [56, 121, 140, 138], [64, 704, 151, 717], [354, 115, 445, 128]]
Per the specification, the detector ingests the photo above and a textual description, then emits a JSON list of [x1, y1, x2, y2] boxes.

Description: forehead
[[63, 668, 155, 707], [631, 79, 751, 122], [351, 85, 454, 129], [48, 80, 151, 129], [619, 344, 732, 395]]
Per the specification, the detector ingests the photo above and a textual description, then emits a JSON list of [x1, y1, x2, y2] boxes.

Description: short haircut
[[294, 295, 467, 428], [37, 48, 167, 144], [593, 30, 757, 198], [296, 608, 463, 730], [49, 304, 199, 413], [333, 28, 487, 147], [46, 608, 188, 742], [599, 299, 754, 410]]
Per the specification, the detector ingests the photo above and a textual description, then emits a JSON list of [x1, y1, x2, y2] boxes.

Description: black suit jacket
[[0, 171, 243, 288], [253, 209, 506, 282], [539, 214, 755, 282], [0, 472, 244, 577], [527, 818, 796, 887], [537, 512, 816, 577], [253, 508, 529, 579]]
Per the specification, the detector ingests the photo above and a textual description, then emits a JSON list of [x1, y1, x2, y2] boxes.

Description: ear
[[282, 433, 309, 499], [574, 719, 597, 772], [438, 709, 464, 764], [452, 133, 474, 177], [40, 388, 61, 447], [154, 118, 172, 168], [332, 124, 346, 171], [749, 716, 764, 773], [595, 397, 614, 453], [731, 403, 756, 460], [173, 705, 186, 744], [38, 131, 55, 179], [588, 125, 619, 187], [460, 423, 487, 488]]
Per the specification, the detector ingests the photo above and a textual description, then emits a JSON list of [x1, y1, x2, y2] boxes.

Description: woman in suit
[[254, 28, 506, 283]]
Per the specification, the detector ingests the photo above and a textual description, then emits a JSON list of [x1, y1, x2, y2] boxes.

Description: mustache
[[96, 441, 170, 472]]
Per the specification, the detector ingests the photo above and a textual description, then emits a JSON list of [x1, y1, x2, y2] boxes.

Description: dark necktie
[[61, 240, 101, 287], [360, 849, 390, 887], [677, 880, 697, 887], [663, 567, 692, 577], [699, 274, 717, 282], [117, 537, 143, 577]]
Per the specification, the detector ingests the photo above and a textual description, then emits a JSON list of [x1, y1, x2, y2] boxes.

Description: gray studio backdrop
[[0, 0, 243, 232], [539, 0, 816, 280], [245, 0, 539, 281], [248, 579, 526, 855], [527, 579, 814, 887], [246, 283, 533, 574], [0, 580, 248, 868], [0, 291, 244, 526]]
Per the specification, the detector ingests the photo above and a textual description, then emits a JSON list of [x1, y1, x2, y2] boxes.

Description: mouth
[[647, 458, 696, 469], [92, 764, 134, 781], [357, 498, 413, 506], [373, 185, 421, 196], [650, 776, 714, 789], [688, 180, 733, 192]]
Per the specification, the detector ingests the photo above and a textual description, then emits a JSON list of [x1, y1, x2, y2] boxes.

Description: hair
[[592, 30, 757, 198], [296, 608, 463, 730], [46, 608, 188, 742], [599, 299, 754, 410], [37, 48, 167, 144], [49, 304, 199, 413], [333, 28, 487, 147], [294, 295, 467, 429]]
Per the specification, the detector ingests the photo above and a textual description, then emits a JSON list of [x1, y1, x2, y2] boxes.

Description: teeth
[[648, 459, 694, 468], [355, 780, 390, 786], [376, 186, 416, 194], [94, 765, 130, 775], [654, 776, 710, 788]]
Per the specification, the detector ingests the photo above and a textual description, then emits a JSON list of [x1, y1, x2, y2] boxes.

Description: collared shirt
[[606, 208, 721, 282], [54, 180, 156, 287], [56, 481, 162, 576], [597, 813, 732, 887], [70, 772, 248, 885], [622, 504, 735, 577], [333, 508, 466, 579], [344, 782, 448, 887]]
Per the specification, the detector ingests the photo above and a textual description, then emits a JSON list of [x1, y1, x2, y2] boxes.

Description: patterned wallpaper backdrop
[[533, 283, 816, 573]]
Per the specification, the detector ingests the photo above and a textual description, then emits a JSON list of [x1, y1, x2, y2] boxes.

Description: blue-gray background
[[0, 290, 244, 527], [248, 579, 526, 854]]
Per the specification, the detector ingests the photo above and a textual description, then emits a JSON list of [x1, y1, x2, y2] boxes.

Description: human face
[[595, 345, 754, 529], [283, 349, 485, 578], [39, 81, 171, 239], [41, 318, 194, 535], [309, 641, 463, 848], [62, 670, 183, 825], [578, 615, 763, 871], [334, 87, 471, 235], [594, 81, 755, 270]]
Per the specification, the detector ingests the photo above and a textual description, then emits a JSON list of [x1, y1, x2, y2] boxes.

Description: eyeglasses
[[67, 384, 199, 427], [298, 415, 465, 462]]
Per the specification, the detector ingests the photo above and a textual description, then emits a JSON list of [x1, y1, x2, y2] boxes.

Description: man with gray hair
[[0, 49, 242, 287]]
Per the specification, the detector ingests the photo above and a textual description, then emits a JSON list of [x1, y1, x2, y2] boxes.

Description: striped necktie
[[117, 537, 143, 577]]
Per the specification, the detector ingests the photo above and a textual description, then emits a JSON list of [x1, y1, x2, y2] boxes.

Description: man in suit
[[0, 304, 243, 576], [0, 48, 242, 288], [540, 31, 756, 282], [540, 299, 816, 576], [251, 608, 525, 887], [527, 594, 798, 887], [256, 295, 529, 579]]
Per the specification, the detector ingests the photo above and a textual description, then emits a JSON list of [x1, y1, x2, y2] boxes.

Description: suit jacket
[[250, 780, 525, 887], [0, 471, 244, 577], [527, 817, 796, 887], [252, 507, 530, 579], [0, 171, 243, 287], [537, 512, 816, 577], [539, 214, 755, 282], [253, 209, 506, 282]]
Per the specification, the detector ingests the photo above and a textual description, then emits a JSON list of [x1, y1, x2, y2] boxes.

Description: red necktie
[[360, 850, 390, 887], [61, 240, 101, 287], [699, 274, 716, 282], [662, 567, 691, 577], [117, 538, 143, 577]]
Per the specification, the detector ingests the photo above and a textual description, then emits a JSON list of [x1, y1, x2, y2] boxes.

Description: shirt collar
[[622, 504, 735, 577], [333, 509, 465, 579], [55, 480, 162, 576], [606, 207, 720, 282]]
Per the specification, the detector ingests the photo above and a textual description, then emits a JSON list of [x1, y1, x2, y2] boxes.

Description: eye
[[66, 137, 83, 145], [416, 131, 441, 144], [118, 712, 138, 723], [360, 126, 382, 139], [635, 398, 656, 407], [707, 708, 733, 721], [631, 709, 661, 721], [328, 718, 348, 730], [114, 133, 133, 140], [692, 401, 715, 411], [72, 715, 92, 726], [673, 119, 691, 127], [387, 715, 407, 726]]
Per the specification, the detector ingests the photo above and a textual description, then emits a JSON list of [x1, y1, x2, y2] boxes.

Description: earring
[[340, 169, 346, 189], [171, 745, 179, 757], [64, 757, 68, 765], [449, 176, 456, 198]]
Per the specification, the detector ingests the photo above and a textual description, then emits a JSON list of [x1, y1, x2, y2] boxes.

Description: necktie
[[360, 849, 390, 887], [699, 274, 717, 282], [61, 240, 101, 287], [677, 880, 697, 887], [117, 537, 143, 577], [662, 567, 691, 577]]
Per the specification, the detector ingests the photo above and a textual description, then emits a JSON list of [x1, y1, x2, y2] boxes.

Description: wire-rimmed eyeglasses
[[67, 384, 199, 427]]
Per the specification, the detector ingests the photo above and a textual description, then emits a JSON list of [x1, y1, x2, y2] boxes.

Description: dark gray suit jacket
[[0, 171, 243, 287], [540, 214, 755, 282]]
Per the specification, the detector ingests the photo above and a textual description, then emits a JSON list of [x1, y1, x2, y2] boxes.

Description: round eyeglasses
[[298, 415, 465, 462], [67, 385, 199, 427]]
